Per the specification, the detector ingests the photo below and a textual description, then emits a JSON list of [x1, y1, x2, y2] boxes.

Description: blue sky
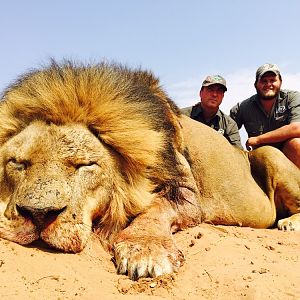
[[1, 0, 300, 135]]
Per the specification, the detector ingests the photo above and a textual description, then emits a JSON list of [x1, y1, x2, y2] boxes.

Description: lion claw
[[277, 214, 300, 231], [278, 220, 295, 231], [113, 238, 184, 280]]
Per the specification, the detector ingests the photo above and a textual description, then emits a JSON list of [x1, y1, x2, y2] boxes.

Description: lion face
[[0, 121, 116, 252], [0, 61, 181, 254]]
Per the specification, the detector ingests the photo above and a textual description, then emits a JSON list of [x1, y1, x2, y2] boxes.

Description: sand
[[1, 223, 300, 299]]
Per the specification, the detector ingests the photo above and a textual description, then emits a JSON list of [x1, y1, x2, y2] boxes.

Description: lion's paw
[[278, 214, 300, 231], [112, 236, 184, 280]]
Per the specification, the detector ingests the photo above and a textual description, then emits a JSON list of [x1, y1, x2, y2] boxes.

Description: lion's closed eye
[[7, 158, 30, 171], [74, 162, 98, 170]]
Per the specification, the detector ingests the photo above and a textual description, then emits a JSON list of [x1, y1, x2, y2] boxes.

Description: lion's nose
[[16, 205, 66, 230]]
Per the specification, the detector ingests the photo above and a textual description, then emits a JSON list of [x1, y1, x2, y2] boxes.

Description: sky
[[1, 0, 300, 144]]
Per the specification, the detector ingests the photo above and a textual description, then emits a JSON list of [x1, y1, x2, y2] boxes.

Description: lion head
[[0, 61, 187, 252]]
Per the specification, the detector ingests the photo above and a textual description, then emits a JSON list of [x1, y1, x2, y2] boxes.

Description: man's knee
[[283, 138, 300, 152], [283, 138, 300, 168]]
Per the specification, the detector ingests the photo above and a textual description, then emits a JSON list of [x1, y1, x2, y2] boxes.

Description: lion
[[0, 61, 300, 280]]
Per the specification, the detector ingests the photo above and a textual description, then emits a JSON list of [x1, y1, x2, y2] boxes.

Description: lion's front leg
[[112, 189, 202, 280]]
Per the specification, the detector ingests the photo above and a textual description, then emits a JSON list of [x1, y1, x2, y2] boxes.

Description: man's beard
[[257, 90, 280, 101]]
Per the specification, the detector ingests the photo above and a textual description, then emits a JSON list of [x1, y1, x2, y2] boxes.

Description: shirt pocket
[[274, 111, 288, 124]]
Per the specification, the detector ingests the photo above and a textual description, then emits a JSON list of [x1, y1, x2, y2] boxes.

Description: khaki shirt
[[182, 104, 243, 149], [230, 89, 300, 148]]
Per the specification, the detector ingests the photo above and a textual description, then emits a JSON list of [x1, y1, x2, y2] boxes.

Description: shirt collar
[[191, 103, 221, 120]]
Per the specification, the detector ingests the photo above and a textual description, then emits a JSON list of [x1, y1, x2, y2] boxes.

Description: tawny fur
[[0, 61, 189, 247], [1, 61, 300, 280]]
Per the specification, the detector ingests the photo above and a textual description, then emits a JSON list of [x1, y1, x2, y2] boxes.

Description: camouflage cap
[[256, 63, 281, 81], [201, 75, 227, 91]]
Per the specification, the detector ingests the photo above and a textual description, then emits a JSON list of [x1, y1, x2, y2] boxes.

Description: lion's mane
[[0, 60, 188, 240]]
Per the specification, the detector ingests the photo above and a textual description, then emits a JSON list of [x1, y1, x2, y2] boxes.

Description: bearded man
[[230, 63, 300, 168]]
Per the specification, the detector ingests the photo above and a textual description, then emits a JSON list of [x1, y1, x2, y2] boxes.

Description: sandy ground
[[1, 223, 300, 300]]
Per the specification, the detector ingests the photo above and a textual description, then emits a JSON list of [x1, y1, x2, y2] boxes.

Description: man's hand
[[246, 136, 260, 151]]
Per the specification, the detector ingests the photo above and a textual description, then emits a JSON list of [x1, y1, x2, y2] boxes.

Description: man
[[230, 63, 300, 168], [182, 75, 243, 149]]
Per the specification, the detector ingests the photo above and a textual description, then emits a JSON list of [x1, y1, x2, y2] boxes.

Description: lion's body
[[181, 116, 291, 228], [187, 114, 300, 229], [0, 61, 300, 279]]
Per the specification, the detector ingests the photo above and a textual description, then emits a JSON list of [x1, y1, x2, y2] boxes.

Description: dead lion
[[0, 61, 299, 280]]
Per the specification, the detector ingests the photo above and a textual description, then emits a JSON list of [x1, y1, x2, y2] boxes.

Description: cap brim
[[202, 82, 227, 91], [257, 70, 280, 80]]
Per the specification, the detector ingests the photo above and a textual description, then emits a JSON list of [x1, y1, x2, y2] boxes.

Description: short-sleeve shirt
[[230, 89, 300, 148], [181, 104, 243, 149]]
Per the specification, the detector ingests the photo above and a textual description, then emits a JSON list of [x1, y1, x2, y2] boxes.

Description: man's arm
[[246, 122, 300, 150], [288, 90, 300, 123], [226, 119, 243, 149], [230, 103, 243, 129]]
